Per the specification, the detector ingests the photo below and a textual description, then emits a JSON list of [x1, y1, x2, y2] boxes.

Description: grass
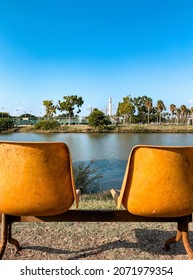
[[12, 123, 193, 134], [75, 191, 118, 209]]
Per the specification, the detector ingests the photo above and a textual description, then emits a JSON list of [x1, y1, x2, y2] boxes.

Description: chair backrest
[[118, 145, 193, 217], [0, 141, 78, 216]]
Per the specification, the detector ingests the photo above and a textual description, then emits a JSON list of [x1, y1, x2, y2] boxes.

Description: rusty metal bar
[[0, 213, 8, 259], [0, 210, 192, 224]]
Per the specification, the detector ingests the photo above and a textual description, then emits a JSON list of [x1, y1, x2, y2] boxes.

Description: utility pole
[[108, 98, 112, 117]]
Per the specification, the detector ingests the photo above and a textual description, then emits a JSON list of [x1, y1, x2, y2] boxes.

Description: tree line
[[42, 94, 193, 126], [116, 95, 193, 125], [1, 94, 192, 128]]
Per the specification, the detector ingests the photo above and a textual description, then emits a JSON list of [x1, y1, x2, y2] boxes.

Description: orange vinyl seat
[[111, 145, 193, 217], [0, 141, 80, 216]]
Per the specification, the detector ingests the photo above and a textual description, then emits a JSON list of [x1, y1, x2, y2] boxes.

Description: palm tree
[[180, 105, 187, 124], [176, 108, 181, 124], [145, 98, 153, 124], [169, 104, 176, 124], [190, 107, 193, 124], [189, 107, 193, 125], [156, 100, 166, 124]]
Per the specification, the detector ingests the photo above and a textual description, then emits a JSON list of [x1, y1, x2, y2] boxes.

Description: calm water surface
[[1, 132, 193, 190]]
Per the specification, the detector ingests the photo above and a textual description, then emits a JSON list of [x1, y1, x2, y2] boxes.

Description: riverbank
[[10, 123, 193, 133]]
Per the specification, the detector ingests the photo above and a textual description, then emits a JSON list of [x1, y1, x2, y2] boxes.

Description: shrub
[[73, 160, 103, 194], [34, 120, 60, 130], [0, 119, 14, 132], [88, 108, 111, 128]]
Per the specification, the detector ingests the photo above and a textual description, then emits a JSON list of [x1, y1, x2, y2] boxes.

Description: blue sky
[[0, 0, 193, 117]]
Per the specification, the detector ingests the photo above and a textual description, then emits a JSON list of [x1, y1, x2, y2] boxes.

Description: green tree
[[156, 100, 166, 124], [116, 95, 135, 124], [145, 97, 153, 124], [169, 104, 176, 124], [0, 111, 10, 118], [133, 95, 152, 124], [42, 100, 56, 119], [58, 95, 84, 124], [0, 119, 14, 131], [190, 107, 193, 117], [88, 108, 111, 128], [180, 105, 188, 124], [176, 108, 181, 124]]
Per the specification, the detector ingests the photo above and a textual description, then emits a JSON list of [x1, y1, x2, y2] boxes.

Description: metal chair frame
[[0, 210, 192, 259]]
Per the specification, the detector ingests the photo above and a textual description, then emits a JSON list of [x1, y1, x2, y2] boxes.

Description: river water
[[1, 132, 193, 191]]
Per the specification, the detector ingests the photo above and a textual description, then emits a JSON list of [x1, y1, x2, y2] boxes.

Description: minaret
[[108, 97, 112, 116]]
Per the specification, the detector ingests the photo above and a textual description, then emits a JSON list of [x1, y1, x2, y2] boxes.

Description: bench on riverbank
[[0, 142, 193, 259], [0, 210, 192, 259]]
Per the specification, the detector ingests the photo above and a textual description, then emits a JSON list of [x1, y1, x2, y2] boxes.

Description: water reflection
[[1, 132, 193, 190]]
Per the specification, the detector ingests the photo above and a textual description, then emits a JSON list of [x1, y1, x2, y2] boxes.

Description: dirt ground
[[2, 220, 193, 260]]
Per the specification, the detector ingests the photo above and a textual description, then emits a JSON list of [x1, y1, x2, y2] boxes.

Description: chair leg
[[181, 222, 193, 260], [0, 213, 8, 259], [164, 219, 193, 259], [164, 223, 182, 251], [8, 223, 21, 254], [110, 189, 120, 206]]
